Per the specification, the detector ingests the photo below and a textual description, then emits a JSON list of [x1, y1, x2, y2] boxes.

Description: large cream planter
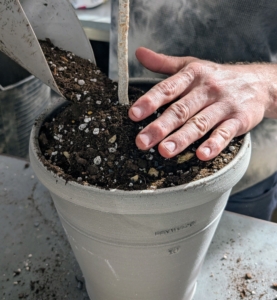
[[29, 80, 251, 300]]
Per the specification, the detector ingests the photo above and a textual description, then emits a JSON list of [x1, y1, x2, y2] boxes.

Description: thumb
[[135, 47, 195, 75]]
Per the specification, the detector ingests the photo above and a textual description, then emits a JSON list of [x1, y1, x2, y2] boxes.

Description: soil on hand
[[38, 40, 244, 191]]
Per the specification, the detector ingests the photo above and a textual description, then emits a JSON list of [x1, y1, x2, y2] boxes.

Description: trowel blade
[[0, 0, 95, 96]]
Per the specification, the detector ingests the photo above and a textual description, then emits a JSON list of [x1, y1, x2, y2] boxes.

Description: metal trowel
[[0, 0, 96, 97]]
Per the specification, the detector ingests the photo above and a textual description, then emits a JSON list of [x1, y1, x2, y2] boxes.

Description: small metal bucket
[[0, 52, 51, 158]]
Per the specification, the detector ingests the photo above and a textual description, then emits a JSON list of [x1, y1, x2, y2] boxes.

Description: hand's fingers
[[129, 67, 197, 121], [155, 103, 238, 158], [134, 89, 212, 149], [135, 47, 196, 75], [196, 119, 243, 160]]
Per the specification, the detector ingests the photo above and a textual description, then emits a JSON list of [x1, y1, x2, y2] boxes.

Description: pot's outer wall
[[29, 80, 251, 300]]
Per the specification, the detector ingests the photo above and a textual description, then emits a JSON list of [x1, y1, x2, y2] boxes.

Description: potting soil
[[38, 40, 244, 191]]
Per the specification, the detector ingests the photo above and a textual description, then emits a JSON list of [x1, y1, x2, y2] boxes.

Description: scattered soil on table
[[38, 40, 244, 191]]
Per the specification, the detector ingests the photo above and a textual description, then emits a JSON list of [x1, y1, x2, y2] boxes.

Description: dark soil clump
[[38, 40, 244, 191]]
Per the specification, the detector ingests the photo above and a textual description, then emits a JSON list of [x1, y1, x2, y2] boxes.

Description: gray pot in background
[[0, 51, 51, 158]]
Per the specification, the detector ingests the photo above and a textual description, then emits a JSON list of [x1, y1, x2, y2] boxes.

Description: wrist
[[263, 64, 277, 118], [248, 63, 277, 119]]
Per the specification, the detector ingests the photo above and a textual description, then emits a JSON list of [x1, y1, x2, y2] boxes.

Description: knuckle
[[235, 112, 250, 131], [151, 121, 168, 138], [190, 63, 222, 94], [142, 94, 158, 111], [169, 101, 190, 122], [183, 61, 205, 79], [207, 78, 221, 93], [179, 66, 195, 83], [188, 114, 210, 135], [213, 127, 232, 143], [156, 80, 178, 98], [187, 62, 203, 75], [210, 138, 222, 153]]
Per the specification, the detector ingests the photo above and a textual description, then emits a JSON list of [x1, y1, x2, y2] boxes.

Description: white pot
[[29, 80, 251, 300]]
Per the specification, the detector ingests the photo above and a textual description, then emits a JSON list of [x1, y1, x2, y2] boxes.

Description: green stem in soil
[[118, 0, 129, 105]]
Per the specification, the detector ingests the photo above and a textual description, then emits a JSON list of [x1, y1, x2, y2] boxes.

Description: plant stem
[[118, 0, 129, 105]]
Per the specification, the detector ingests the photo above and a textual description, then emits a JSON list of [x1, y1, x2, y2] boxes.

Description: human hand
[[129, 47, 277, 161]]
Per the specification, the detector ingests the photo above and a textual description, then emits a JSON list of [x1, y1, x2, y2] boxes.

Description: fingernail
[[202, 147, 211, 157], [139, 133, 151, 147], [164, 141, 176, 152], [131, 106, 143, 119]]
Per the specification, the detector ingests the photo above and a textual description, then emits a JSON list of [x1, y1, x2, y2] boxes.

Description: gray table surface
[[1, 154, 277, 300]]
